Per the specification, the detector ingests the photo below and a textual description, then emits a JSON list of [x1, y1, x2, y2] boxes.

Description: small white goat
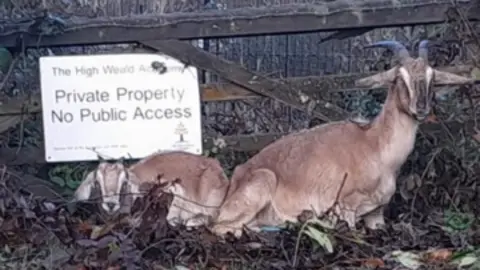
[[74, 151, 230, 228], [210, 40, 473, 238]]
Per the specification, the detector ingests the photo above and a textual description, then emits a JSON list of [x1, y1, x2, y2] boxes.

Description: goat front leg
[[210, 169, 277, 238], [339, 209, 357, 229], [363, 173, 395, 230], [332, 199, 358, 230], [363, 206, 386, 230]]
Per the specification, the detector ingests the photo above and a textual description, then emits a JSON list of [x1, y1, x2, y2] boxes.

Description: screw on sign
[[151, 61, 167, 74]]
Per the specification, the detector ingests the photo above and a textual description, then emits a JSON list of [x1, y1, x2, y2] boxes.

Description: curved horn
[[418, 40, 429, 62], [364, 40, 410, 60]]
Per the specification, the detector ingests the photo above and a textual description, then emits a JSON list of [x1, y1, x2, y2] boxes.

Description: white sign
[[39, 53, 203, 162]]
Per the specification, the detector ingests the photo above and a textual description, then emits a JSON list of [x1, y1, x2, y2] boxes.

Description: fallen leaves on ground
[[472, 130, 480, 143], [423, 248, 453, 264], [389, 250, 423, 270], [425, 112, 439, 123], [0, 159, 477, 270], [360, 257, 386, 268]]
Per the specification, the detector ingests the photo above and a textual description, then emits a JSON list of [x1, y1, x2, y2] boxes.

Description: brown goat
[[74, 151, 230, 228], [210, 40, 473, 238]]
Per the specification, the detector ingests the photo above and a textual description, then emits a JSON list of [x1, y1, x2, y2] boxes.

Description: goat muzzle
[[413, 110, 429, 121], [106, 202, 117, 211]]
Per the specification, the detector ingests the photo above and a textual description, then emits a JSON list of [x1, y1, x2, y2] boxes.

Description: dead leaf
[[76, 221, 92, 235], [423, 249, 452, 263], [90, 223, 116, 240], [362, 257, 385, 268], [76, 239, 97, 247], [470, 67, 480, 79], [472, 131, 480, 143], [174, 266, 191, 270], [425, 112, 438, 123], [406, 174, 418, 191], [97, 235, 118, 249], [75, 265, 88, 270], [390, 250, 422, 269]]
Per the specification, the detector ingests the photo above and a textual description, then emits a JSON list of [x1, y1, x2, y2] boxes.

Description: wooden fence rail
[[1, 0, 477, 49], [0, 119, 475, 165], [0, 64, 474, 117]]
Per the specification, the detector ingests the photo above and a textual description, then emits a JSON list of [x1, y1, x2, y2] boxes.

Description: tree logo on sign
[[175, 122, 188, 142], [172, 122, 194, 152]]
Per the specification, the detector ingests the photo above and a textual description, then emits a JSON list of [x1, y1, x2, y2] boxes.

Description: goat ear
[[74, 170, 96, 201], [355, 67, 397, 88], [433, 69, 473, 86]]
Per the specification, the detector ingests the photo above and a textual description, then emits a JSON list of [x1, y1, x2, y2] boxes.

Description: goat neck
[[366, 84, 419, 169]]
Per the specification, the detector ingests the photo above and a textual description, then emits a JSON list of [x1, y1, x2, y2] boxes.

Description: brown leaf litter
[[0, 146, 478, 270]]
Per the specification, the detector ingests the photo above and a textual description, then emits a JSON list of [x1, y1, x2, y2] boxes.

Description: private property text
[[51, 87, 192, 123]]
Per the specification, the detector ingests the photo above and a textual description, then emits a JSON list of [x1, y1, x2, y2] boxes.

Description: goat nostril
[[420, 109, 429, 115], [106, 202, 116, 211]]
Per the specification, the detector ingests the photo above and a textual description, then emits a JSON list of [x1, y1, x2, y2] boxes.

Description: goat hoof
[[167, 218, 182, 227], [365, 221, 386, 231], [185, 216, 208, 228], [210, 224, 242, 239], [210, 224, 230, 235]]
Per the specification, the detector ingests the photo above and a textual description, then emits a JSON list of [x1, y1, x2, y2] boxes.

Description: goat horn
[[418, 40, 429, 62], [364, 40, 410, 60]]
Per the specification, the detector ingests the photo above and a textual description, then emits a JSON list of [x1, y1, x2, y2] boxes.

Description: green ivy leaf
[[444, 210, 474, 231], [310, 217, 335, 230], [451, 249, 480, 268], [303, 226, 333, 254], [65, 178, 81, 189], [453, 254, 478, 267], [0, 47, 12, 74], [390, 250, 422, 270], [470, 67, 480, 80], [50, 176, 66, 187]]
